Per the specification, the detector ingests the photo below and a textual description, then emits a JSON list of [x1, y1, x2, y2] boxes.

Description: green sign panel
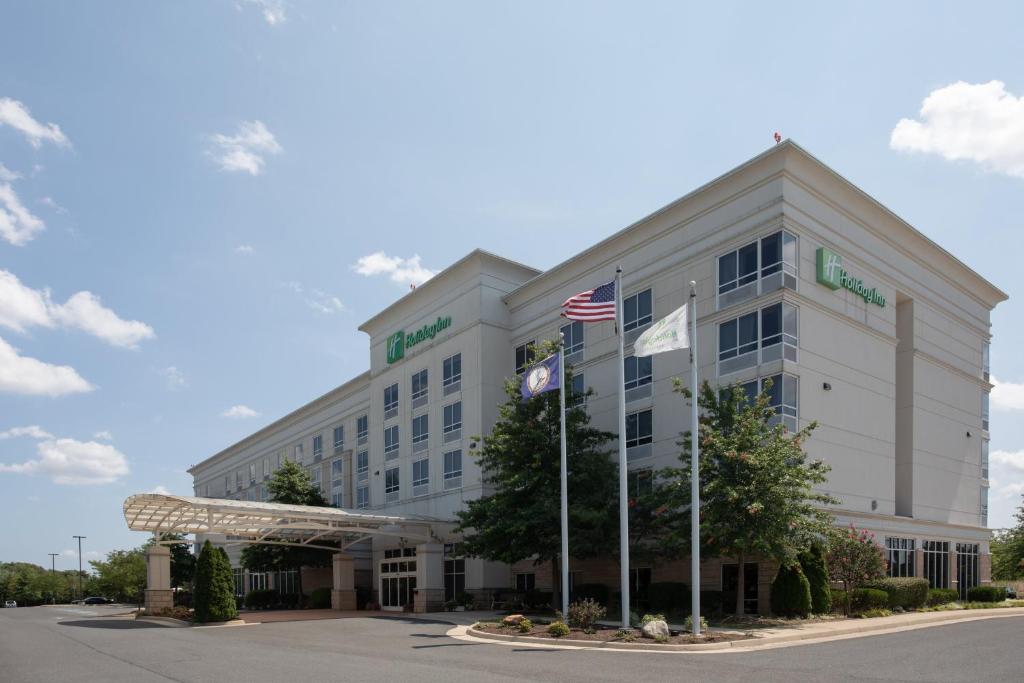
[[386, 316, 452, 364], [816, 247, 885, 308]]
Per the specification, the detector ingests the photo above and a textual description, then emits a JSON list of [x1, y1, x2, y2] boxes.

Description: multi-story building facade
[[189, 141, 1006, 613]]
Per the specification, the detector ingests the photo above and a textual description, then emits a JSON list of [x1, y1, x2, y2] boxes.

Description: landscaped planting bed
[[473, 621, 753, 645]]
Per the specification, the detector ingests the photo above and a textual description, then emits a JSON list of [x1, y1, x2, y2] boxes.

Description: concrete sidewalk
[[237, 608, 502, 625]]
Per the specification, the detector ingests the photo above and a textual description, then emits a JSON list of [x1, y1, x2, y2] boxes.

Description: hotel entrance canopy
[[123, 493, 452, 550]]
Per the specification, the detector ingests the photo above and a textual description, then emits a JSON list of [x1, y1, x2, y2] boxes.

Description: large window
[[982, 439, 989, 479], [922, 540, 949, 589], [515, 342, 535, 375], [982, 341, 990, 382], [626, 409, 653, 449], [624, 355, 653, 391], [384, 425, 399, 458], [956, 543, 980, 601], [981, 486, 989, 527], [384, 467, 400, 503], [443, 353, 462, 394], [384, 383, 399, 417], [312, 434, 323, 460], [443, 449, 462, 490], [628, 468, 654, 498], [623, 289, 653, 332], [330, 458, 343, 489], [570, 372, 586, 409], [885, 537, 915, 578], [411, 368, 428, 403], [560, 320, 584, 357], [356, 485, 369, 509], [412, 457, 429, 496], [717, 230, 797, 309], [333, 426, 344, 453], [412, 414, 429, 452], [982, 392, 989, 431], [249, 463, 256, 483], [737, 373, 799, 432], [357, 450, 369, 482], [443, 401, 462, 442], [357, 415, 368, 443], [293, 443, 303, 463], [309, 465, 321, 492], [718, 302, 798, 375], [444, 544, 465, 601], [515, 572, 536, 592]]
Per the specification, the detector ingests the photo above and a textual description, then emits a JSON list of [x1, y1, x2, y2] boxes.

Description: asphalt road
[[1, 605, 1021, 683]]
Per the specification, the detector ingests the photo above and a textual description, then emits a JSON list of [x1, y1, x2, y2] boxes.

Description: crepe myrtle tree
[[661, 379, 838, 616], [455, 339, 617, 603], [826, 524, 886, 615]]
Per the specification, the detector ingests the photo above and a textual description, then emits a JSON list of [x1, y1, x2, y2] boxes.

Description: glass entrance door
[[380, 558, 417, 610]]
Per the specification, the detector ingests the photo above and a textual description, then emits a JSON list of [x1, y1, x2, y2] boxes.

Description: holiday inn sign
[[816, 247, 886, 308], [387, 316, 452, 364]]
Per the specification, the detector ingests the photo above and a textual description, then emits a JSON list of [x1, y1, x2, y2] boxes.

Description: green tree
[[770, 563, 812, 617], [799, 542, 832, 614], [193, 540, 237, 622], [240, 460, 333, 605], [89, 549, 147, 604], [455, 341, 617, 600], [826, 525, 885, 614], [143, 535, 197, 590], [662, 380, 837, 615], [992, 495, 1024, 580]]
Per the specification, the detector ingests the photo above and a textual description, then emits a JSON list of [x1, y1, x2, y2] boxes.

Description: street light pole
[[72, 535, 86, 599], [48, 553, 60, 604]]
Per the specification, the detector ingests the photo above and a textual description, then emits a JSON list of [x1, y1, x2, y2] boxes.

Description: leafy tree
[[799, 542, 832, 614], [143, 534, 197, 590], [240, 459, 333, 604], [193, 540, 237, 622], [90, 549, 147, 603], [661, 380, 837, 615], [455, 340, 617, 600], [826, 524, 885, 614], [770, 563, 812, 617], [992, 495, 1024, 580]]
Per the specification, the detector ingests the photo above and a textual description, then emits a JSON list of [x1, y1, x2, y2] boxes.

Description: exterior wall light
[[823, 382, 832, 391]]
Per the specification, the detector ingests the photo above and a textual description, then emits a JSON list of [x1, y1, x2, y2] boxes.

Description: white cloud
[[222, 404, 259, 418], [0, 436, 129, 485], [0, 336, 93, 396], [0, 269, 155, 348], [238, 0, 287, 25], [352, 251, 437, 287], [159, 366, 188, 391], [307, 288, 346, 314], [0, 162, 20, 182], [61, 548, 102, 561], [991, 377, 1024, 412], [150, 485, 171, 495], [93, 430, 113, 441], [0, 97, 69, 148], [38, 197, 68, 215], [208, 120, 281, 175], [0, 179, 45, 246], [0, 425, 54, 440], [235, 244, 254, 254], [890, 80, 1024, 178]]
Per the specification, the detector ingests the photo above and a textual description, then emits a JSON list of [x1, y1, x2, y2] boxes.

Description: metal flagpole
[[558, 332, 570, 618], [689, 280, 701, 635], [616, 267, 630, 629]]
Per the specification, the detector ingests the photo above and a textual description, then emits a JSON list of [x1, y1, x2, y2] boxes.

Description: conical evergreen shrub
[[193, 540, 238, 623], [799, 543, 832, 614], [770, 563, 812, 617]]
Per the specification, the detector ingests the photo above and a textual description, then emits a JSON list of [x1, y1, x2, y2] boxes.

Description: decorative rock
[[641, 619, 670, 639], [502, 614, 526, 626]]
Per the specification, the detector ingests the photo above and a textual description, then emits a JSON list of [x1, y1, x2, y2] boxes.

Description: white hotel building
[[189, 142, 1006, 614]]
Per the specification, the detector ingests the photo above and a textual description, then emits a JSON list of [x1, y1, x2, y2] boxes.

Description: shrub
[[615, 628, 636, 642], [770, 564, 812, 617], [647, 582, 689, 613], [854, 608, 891, 619], [244, 588, 278, 610], [547, 621, 570, 637], [193, 541, 238, 623], [862, 577, 929, 610], [926, 588, 959, 606], [566, 598, 606, 633], [829, 588, 847, 613], [309, 587, 331, 609], [967, 586, 1005, 603], [850, 588, 888, 612], [799, 544, 832, 614], [573, 583, 609, 606], [683, 614, 709, 632], [518, 618, 533, 633], [640, 613, 666, 625]]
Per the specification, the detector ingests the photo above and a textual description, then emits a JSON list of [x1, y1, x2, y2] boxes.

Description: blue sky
[[1, 1, 1022, 567]]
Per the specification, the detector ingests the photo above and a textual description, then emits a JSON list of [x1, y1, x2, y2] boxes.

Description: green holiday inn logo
[[386, 316, 452, 364], [816, 247, 885, 308]]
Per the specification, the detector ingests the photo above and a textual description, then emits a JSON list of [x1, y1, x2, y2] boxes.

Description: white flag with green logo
[[633, 303, 689, 357]]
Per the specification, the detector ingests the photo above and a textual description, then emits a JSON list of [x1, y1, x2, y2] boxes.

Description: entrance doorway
[[721, 562, 759, 614], [380, 549, 417, 611]]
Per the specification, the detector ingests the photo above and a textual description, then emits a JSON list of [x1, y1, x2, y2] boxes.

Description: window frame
[[443, 449, 462, 489], [384, 425, 400, 456], [515, 341, 536, 375], [411, 368, 428, 401], [717, 301, 798, 376], [443, 401, 462, 435], [333, 425, 344, 453], [384, 382, 399, 415], [412, 413, 429, 444], [560, 320, 584, 356], [412, 457, 430, 491], [357, 415, 369, 442], [623, 288, 653, 333], [624, 355, 653, 391], [312, 434, 323, 459], [716, 230, 798, 309], [625, 409, 653, 448], [384, 467, 400, 502], [442, 352, 462, 388]]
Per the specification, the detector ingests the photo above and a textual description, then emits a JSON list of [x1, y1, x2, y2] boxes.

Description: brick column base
[[144, 589, 173, 614], [413, 588, 445, 614], [331, 589, 357, 610]]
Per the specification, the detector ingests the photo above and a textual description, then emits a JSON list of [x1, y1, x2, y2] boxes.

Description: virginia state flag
[[520, 353, 561, 400]]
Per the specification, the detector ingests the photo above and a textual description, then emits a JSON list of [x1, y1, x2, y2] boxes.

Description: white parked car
[[4, 600, 16, 608]]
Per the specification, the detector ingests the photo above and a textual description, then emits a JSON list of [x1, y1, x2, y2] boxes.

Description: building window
[[384, 467, 400, 503], [982, 392, 989, 431], [738, 373, 799, 432], [717, 230, 797, 308], [260, 485, 267, 502], [309, 465, 321, 492], [718, 302, 798, 375], [444, 544, 466, 601], [515, 342, 535, 375], [312, 434, 323, 460], [412, 458, 429, 495], [626, 409, 653, 448], [412, 414, 429, 452], [263, 457, 270, 478], [443, 353, 462, 393], [384, 383, 399, 417], [623, 288, 653, 332], [624, 355, 653, 391], [331, 492, 343, 507], [981, 487, 989, 527], [357, 415, 368, 443], [411, 368, 428, 402], [922, 541, 949, 589], [356, 485, 369, 509], [443, 449, 462, 490], [224, 475, 231, 493], [249, 463, 256, 483], [294, 443, 304, 463], [333, 426, 344, 453], [982, 439, 989, 480], [236, 471, 242, 489], [570, 372, 586, 408], [331, 459, 343, 489], [443, 401, 462, 442], [885, 537, 915, 578], [384, 425, 399, 458], [982, 341, 990, 382], [515, 572, 536, 592], [560, 320, 584, 356], [232, 568, 245, 596], [357, 450, 369, 482], [956, 543, 980, 600], [628, 468, 654, 497]]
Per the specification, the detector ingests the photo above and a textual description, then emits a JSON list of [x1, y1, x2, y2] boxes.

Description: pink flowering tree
[[826, 525, 886, 614]]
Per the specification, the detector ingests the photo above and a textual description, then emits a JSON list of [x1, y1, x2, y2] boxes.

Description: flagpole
[[616, 266, 630, 630], [558, 332, 570, 618], [689, 280, 701, 636]]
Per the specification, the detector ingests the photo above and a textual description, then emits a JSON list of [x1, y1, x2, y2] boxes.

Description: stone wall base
[[331, 589, 357, 610], [414, 588, 445, 613], [144, 589, 173, 614]]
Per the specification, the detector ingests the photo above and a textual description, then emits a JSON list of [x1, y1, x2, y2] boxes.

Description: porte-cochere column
[[332, 553, 357, 610], [144, 544, 173, 614], [414, 542, 444, 613]]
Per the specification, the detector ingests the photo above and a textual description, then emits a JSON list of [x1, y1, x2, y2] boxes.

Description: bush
[[573, 583, 609, 606], [193, 541, 238, 623], [967, 586, 1005, 603], [854, 608, 891, 619], [683, 614, 709, 632], [830, 588, 848, 613], [862, 577, 929, 610], [850, 588, 888, 612], [799, 544, 832, 614], [518, 618, 533, 633], [566, 598, 606, 632], [770, 564, 812, 617], [547, 621, 570, 637], [926, 588, 959, 606], [647, 582, 689, 613], [640, 613, 666, 625], [309, 587, 331, 609], [244, 588, 278, 610]]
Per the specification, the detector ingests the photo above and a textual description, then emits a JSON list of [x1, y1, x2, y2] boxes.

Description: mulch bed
[[475, 622, 753, 644]]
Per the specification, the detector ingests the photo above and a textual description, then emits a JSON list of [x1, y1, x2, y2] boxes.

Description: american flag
[[561, 280, 617, 322]]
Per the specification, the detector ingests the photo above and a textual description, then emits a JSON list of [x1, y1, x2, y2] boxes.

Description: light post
[[48, 553, 59, 604], [72, 535, 86, 599]]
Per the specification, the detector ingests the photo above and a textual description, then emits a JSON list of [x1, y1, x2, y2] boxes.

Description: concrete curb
[[135, 616, 251, 628]]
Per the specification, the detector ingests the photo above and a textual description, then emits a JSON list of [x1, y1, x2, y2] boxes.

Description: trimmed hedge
[[799, 544, 832, 614], [926, 588, 959, 606], [851, 588, 888, 612], [244, 588, 279, 609], [647, 582, 689, 613], [862, 577, 929, 610], [830, 588, 848, 613], [309, 587, 332, 609], [573, 583, 610, 606], [967, 586, 1004, 603], [770, 565, 812, 617]]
